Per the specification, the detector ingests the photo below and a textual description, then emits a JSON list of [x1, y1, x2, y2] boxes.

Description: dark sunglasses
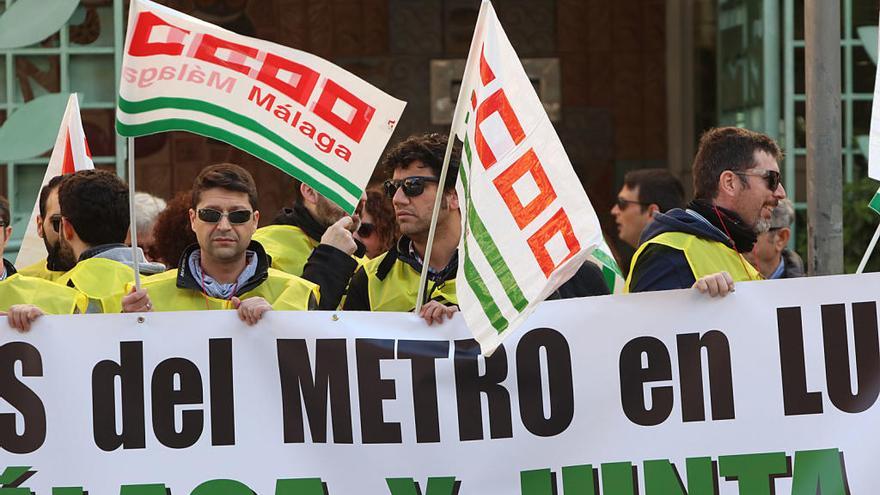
[[357, 222, 376, 237], [50, 214, 62, 233], [615, 197, 649, 210], [734, 169, 781, 192], [383, 176, 439, 198], [197, 208, 253, 224]]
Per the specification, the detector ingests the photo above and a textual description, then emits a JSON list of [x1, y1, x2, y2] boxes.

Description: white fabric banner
[[2, 273, 879, 494], [116, 0, 406, 213], [450, 1, 615, 355]]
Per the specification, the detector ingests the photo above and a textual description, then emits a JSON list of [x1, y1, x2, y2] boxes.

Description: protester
[[625, 127, 787, 296], [344, 133, 462, 324], [127, 191, 167, 262], [611, 168, 685, 249], [354, 187, 399, 259], [1, 194, 88, 330], [17, 175, 74, 280], [252, 180, 365, 309], [148, 190, 197, 268], [746, 198, 804, 279], [55, 169, 164, 312], [122, 163, 318, 323]]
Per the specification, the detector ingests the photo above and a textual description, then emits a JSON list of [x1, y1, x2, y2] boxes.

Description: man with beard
[[122, 163, 317, 322], [17, 175, 76, 280], [343, 133, 461, 324], [625, 127, 788, 296], [252, 181, 364, 309], [55, 170, 164, 313]]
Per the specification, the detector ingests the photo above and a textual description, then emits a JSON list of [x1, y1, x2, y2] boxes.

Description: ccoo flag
[[116, 0, 406, 213], [16, 93, 94, 268], [450, 1, 618, 354]]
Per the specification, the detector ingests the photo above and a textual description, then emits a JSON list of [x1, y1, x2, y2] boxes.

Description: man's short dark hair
[[0, 195, 9, 226], [692, 127, 782, 200], [39, 175, 67, 218], [192, 163, 258, 210], [59, 169, 129, 245], [623, 169, 685, 213], [382, 133, 460, 192]]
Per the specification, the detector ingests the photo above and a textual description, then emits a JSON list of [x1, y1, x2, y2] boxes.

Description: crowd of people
[[0, 126, 800, 331]]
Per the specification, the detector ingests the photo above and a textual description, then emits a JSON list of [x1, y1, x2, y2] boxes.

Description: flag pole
[[856, 222, 880, 274], [414, 136, 458, 313], [127, 137, 141, 289]]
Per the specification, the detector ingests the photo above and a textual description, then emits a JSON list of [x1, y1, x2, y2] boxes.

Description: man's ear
[[445, 188, 459, 210], [61, 218, 75, 241], [300, 183, 318, 205], [718, 170, 740, 198], [776, 227, 791, 250], [253, 210, 260, 225], [647, 204, 660, 217], [188, 208, 197, 232], [35, 215, 45, 239]]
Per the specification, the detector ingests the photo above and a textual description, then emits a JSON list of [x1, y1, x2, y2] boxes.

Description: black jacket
[[2, 258, 16, 279]]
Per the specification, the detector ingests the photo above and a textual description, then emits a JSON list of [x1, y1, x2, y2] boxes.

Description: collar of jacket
[[2, 258, 16, 278], [175, 240, 271, 297], [377, 235, 458, 282], [688, 199, 757, 253], [79, 243, 128, 261]]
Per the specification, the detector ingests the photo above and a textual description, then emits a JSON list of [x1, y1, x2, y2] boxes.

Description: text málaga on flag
[[116, 0, 406, 213], [451, 0, 617, 354]]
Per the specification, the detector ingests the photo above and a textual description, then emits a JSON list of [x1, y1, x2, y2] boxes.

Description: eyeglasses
[[614, 197, 649, 210], [49, 214, 62, 233], [197, 208, 253, 224], [357, 222, 376, 238], [383, 176, 439, 198], [734, 169, 781, 192]]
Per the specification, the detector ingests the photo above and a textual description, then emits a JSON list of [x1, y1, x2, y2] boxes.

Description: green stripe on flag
[[591, 248, 623, 278], [116, 117, 356, 213], [117, 96, 361, 197], [870, 188, 880, 215], [463, 254, 509, 332], [460, 135, 529, 312]]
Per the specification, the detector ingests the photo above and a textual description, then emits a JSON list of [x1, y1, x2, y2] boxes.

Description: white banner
[[450, 1, 617, 355], [2, 273, 879, 494], [116, 0, 406, 213]]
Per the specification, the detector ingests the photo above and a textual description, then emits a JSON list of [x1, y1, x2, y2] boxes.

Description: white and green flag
[[870, 187, 880, 215], [116, 0, 405, 213], [450, 0, 617, 354]]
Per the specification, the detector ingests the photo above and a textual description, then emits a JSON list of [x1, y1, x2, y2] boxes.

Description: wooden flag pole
[[856, 222, 880, 274], [128, 137, 141, 289], [414, 136, 458, 313]]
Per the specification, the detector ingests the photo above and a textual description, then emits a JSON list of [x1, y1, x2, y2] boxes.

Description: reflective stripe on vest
[[624, 231, 762, 293], [58, 258, 135, 313], [363, 253, 457, 312], [0, 274, 87, 314], [137, 268, 318, 311]]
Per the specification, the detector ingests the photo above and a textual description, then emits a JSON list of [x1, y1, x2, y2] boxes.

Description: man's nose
[[392, 186, 408, 206], [775, 183, 787, 200]]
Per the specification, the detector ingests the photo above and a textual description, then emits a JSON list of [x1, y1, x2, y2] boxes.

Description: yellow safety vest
[[136, 268, 318, 311], [57, 258, 135, 313], [17, 258, 67, 282], [0, 274, 87, 314], [252, 225, 317, 277], [362, 252, 458, 312], [624, 231, 762, 293]]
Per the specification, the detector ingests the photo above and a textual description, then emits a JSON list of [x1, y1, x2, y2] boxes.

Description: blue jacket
[[628, 208, 733, 292]]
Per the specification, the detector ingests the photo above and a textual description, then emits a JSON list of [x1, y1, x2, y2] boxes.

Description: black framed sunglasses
[[357, 222, 376, 237], [615, 197, 649, 210], [383, 176, 439, 198], [49, 214, 62, 233], [734, 169, 781, 192], [197, 208, 253, 224]]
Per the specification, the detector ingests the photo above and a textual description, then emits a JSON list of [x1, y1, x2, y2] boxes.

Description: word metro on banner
[[1, 274, 879, 494], [116, 0, 406, 213]]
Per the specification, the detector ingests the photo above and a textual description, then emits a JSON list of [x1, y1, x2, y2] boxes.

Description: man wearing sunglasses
[[252, 181, 366, 310], [343, 133, 461, 325], [625, 127, 787, 297], [611, 169, 685, 254], [122, 163, 318, 321], [52, 170, 165, 313], [17, 175, 75, 281]]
